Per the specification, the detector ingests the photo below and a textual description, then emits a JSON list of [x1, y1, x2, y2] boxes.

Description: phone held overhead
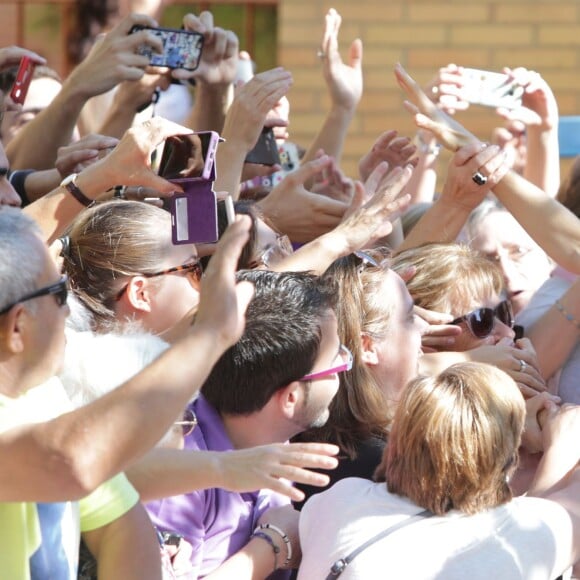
[[130, 26, 204, 71], [158, 132, 222, 245], [461, 68, 523, 110]]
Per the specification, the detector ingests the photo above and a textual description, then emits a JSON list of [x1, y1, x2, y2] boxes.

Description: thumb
[[291, 155, 332, 186]]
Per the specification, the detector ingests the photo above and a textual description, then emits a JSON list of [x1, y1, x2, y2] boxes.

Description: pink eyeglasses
[[300, 344, 353, 381]]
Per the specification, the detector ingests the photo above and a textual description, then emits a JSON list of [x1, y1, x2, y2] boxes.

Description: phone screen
[[462, 68, 523, 109], [132, 27, 203, 71], [158, 133, 214, 180]]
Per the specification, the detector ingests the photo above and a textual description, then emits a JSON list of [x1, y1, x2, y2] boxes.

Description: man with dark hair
[[146, 270, 349, 578]]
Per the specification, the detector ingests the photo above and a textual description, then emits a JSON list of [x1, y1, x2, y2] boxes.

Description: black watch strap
[[62, 174, 93, 207]]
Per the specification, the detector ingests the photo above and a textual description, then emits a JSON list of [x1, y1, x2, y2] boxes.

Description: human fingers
[[364, 161, 390, 196], [285, 155, 333, 189], [131, 117, 192, 151], [372, 130, 398, 150], [182, 12, 208, 35], [0, 46, 46, 70], [211, 26, 228, 59]]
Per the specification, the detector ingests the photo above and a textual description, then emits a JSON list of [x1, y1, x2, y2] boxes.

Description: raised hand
[[55, 134, 119, 178], [194, 215, 254, 349], [319, 8, 363, 112], [424, 63, 470, 115], [178, 11, 239, 86], [309, 152, 356, 203], [440, 141, 512, 209], [76, 117, 193, 197], [221, 68, 292, 153], [358, 130, 417, 183], [394, 63, 478, 152], [256, 156, 350, 243], [0, 46, 46, 71], [496, 67, 559, 131], [65, 14, 163, 100]]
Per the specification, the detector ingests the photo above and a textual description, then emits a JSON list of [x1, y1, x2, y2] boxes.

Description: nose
[[0, 178, 22, 207], [493, 318, 515, 342], [497, 253, 521, 290]]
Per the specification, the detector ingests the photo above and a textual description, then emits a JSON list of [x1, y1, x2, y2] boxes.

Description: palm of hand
[[325, 57, 362, 110]]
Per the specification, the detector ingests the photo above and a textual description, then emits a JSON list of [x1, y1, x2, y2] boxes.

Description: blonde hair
[[376, 363, 524, 515], [62, 201, 173, 331], [391, 242, 504, 315], [297, 249, 393, 457]]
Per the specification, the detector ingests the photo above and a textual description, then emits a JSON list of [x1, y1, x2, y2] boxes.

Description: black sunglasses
[[451, 299, 514, 339], [0, 275, 68, 315]]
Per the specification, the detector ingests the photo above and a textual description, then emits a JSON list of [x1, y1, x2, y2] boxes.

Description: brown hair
[[297, 249, 393, 458], [62, 201, 173, 330], [391, 242, 504, 315], [375, 363, 524, 515]]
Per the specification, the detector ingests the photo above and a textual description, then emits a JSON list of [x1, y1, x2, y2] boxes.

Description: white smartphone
[[462, 68, 523, 109]]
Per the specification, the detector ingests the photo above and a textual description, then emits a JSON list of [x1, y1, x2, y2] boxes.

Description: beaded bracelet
[[255, 523, 292, 568], [251, 530, 280, 572], [555, 299, 580, 330]]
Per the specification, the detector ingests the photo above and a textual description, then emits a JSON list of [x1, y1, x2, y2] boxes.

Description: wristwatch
[[60, 173, 93, 207]]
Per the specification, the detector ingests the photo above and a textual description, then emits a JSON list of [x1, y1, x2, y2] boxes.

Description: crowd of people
[[0, 2, 578, 579]]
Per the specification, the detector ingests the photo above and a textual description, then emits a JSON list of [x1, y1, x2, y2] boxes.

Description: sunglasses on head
[[451, 299, 514, 339]]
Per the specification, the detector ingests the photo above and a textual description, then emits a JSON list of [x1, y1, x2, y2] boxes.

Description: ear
[[360, 333, 379, 366], [121, 276, 153, 314], [276, 381, 304, 420], [0, 305, 28, 354]]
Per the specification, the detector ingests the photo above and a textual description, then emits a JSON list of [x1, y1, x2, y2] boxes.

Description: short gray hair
[[0, 208, 45, 313]]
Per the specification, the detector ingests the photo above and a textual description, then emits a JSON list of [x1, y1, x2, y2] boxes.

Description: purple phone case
[[169, 178, 218, 245]]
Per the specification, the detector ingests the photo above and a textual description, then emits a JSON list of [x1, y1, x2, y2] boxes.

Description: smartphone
[[169, 179, 218, 245], [10, 57, 35, 105], [245, 127, 281, 166], [158, 132, 220, 181], [462, 68, 523, 110], [278, 142, 301, 173], [159, 131, 221, 245], [130, 26, 204, 71]]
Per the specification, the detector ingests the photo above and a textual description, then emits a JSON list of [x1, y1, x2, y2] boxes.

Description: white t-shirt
[[516, 274, 579, 404], [298, 478, 574, 580]]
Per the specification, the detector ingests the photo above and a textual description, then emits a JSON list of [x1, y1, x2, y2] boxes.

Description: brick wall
[[279, 0, 580, 181]]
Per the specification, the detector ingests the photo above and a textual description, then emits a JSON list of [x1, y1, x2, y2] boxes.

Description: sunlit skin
[[469, 210, 552, 315]]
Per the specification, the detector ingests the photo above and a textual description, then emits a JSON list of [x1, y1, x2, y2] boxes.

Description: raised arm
[[6, 14, 162, 170], [302, 8, 363, 165], [180, 11, 239, 133], [23, 117, 191, 243], [0, 216, 253, 502], [395, 64, 580, 272]]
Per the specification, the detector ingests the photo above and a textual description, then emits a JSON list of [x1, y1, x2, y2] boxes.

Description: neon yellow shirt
[[0, 378, 138, 580]]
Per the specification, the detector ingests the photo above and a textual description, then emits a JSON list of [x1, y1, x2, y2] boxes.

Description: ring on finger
[[518, 359, 527, 373], [472, 171, 488, 186], [316, 49, 326, 59]]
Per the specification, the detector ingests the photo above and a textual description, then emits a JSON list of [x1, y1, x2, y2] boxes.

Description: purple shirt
[[146, 395, 289, 578]]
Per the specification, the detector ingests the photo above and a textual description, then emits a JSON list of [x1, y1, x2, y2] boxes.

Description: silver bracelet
[[255, 523, 292, 568]]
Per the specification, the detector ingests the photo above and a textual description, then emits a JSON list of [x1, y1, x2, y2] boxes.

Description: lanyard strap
[[325, 509, 434, 579]]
